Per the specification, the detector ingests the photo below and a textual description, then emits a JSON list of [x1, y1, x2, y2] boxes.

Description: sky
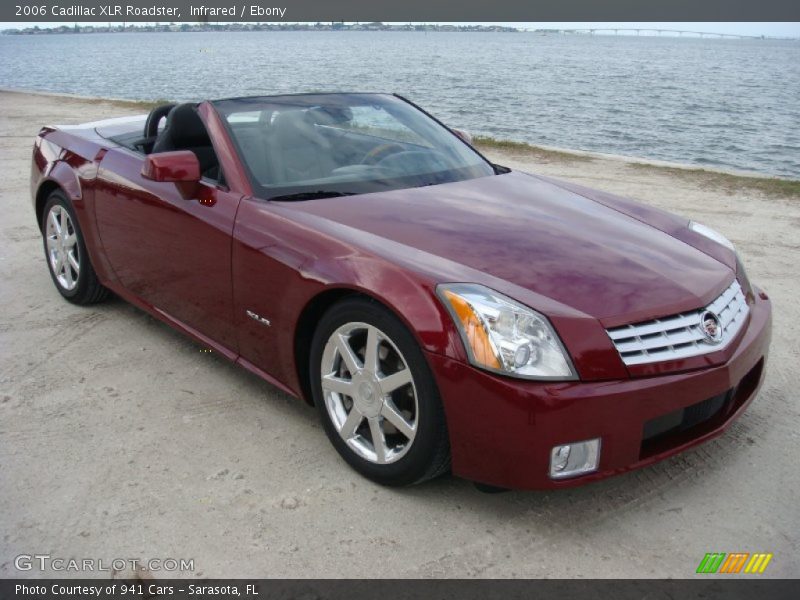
[[1, 22, 799, 37]]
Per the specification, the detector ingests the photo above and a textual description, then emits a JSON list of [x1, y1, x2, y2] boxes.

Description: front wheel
[[310, 297, 450, 486], [41, 191, 109, 305]]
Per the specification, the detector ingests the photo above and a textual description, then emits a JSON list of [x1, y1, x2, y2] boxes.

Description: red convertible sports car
[[30, 93, 772, 490]]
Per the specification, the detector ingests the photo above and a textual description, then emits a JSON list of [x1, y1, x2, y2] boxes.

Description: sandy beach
[[1, 89, 798, 578]]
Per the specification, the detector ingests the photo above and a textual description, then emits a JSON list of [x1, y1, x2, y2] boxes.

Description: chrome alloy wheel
[[45, 204, 80, 291], [320, 322, 418, 464]]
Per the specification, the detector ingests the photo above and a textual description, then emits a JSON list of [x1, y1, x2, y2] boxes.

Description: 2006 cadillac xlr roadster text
[[30, 93, 772, 490]]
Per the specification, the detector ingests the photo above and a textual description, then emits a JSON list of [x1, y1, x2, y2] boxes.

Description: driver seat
[[152, 103, 219, 179]]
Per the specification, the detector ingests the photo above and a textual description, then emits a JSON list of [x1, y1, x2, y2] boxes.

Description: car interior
[[114, 102, 436, 188], [227, 105, 461, 189], [149, 103, 220, 180], [141, 103, 222, 181], [105, 99, 497, 196], [105, 102, 222, 183]]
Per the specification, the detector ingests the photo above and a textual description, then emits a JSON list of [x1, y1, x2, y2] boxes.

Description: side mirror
[[452, 128, 473, 145], [142, 150, 201, 199], [142, 150, 201, 183]]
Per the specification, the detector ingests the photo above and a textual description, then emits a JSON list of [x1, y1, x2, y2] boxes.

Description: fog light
[[549, 438, 601, 479]]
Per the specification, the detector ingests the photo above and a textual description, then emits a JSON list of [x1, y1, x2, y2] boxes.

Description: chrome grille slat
[[707, 284, 738, 315], [725, 306, 747, 332], [614, 328, 705, 353], [720, 291, 746, 331], [606, 280, 749, 366], [607, 313, 701, 340]]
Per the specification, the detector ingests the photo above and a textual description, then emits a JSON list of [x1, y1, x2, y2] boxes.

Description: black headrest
[[144, 103, 176, 139], [165, 103, 210, 147]]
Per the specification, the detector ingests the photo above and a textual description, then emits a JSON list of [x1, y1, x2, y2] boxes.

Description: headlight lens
[[688, 221, 735, 252], [437, 283, 576, 380]]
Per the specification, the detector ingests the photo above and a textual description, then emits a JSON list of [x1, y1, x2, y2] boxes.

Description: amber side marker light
[[442, 289, 501, 369]]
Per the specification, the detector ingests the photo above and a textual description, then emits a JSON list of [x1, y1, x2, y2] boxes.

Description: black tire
[[310, 296, 451, 486], [41, 190, 109, 305]]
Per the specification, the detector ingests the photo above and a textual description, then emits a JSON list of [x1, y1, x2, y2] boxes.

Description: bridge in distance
[[524, 28, 797, 40]]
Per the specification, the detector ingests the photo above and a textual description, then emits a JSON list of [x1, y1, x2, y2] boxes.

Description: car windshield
[[212, 94, 497, 200]]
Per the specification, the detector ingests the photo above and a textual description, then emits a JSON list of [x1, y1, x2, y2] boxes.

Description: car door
[[94, 146, 241, 352]]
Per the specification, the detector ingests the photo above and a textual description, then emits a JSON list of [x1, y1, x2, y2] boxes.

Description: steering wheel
[[362, 143, 406, 165], [144, 103, 176, 140]]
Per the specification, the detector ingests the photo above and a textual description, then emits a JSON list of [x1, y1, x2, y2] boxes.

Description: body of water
[[1, 31, 798, 178]]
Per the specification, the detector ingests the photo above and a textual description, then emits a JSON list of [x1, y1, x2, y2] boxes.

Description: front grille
[[606, 279, 749, 366]]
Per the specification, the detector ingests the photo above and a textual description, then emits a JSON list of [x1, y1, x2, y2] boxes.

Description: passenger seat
[[267, 110, 337, 184]]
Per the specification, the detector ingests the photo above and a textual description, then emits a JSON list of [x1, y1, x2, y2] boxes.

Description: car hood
[[285, 171, 733, 325]]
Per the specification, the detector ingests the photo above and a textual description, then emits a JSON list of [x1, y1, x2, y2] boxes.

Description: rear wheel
[[310, 297, 450, 486], [42, 191, 109, 305]]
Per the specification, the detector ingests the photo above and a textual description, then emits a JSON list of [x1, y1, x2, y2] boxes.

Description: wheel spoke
[[63, 262, 74, 286], [67, 251, 80, 273], [364, 325, 380, 374], [381, 401, 415, 440], [53, 253, 64, 274], [321, 374, 355, 397], [368, 418, 387, 463], [63, 232, 77, 248], [335, 333, 362, 374], [378, 368, 412, 396], [339, 407, 363, 439], [59, 210, 68, 237], [49, 210, 61, 235]]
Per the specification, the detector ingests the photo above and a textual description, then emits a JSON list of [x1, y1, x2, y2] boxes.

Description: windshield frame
[[211, 93, 500, 201]]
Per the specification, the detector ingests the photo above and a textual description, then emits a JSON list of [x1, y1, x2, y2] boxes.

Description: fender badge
[[246, 310, 271, 327]]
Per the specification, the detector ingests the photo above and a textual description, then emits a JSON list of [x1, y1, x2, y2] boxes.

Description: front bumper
[[428, 291, 772, 490]]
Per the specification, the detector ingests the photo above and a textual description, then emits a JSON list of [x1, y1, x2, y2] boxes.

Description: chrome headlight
[[437, 283, 576, 380], [689, 221, 735, 252]]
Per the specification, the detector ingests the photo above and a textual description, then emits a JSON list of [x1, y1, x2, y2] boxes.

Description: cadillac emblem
[[699, 310, 723, 344]]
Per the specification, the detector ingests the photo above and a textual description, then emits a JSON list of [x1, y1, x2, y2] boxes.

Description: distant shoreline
[[3, 23, 796, 40], [2, 23, 520, 36]]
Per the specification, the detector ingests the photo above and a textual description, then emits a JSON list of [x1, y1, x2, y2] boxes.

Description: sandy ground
[[1, 90, 798, 579]]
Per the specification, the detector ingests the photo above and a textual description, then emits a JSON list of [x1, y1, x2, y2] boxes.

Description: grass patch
[[475, 132, 800, 199], [84, 97, 174, 111], [0, 89, 174, 112], [627, 162, 800, 199], [473, 135, 594, 163]]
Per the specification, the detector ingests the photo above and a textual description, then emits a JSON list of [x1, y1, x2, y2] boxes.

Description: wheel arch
[[293, 282, 459, 406], [35, 164, 83, 231], [35, 180, 64, 231], [294, 287, 377, 405]]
